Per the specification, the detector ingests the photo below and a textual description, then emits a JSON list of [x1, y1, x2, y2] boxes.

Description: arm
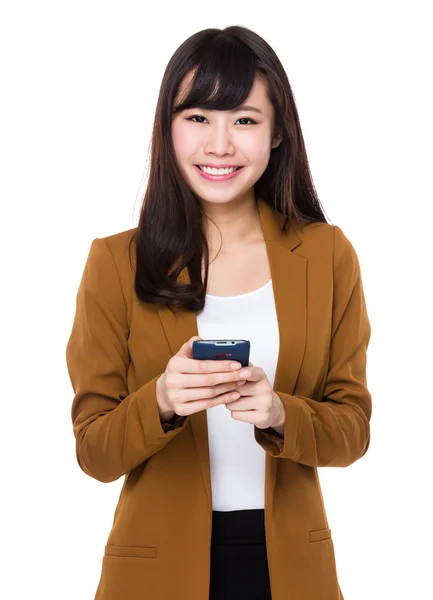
[[66, 238, 188, 484], [255, 225, 372, 467]]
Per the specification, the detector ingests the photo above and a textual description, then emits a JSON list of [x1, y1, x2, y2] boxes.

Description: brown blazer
[[66, 197, 371, 600]]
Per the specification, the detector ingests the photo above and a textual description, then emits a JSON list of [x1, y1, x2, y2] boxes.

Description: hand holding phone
[[156, 336, 248, 421], [192, 339, 250, 367]]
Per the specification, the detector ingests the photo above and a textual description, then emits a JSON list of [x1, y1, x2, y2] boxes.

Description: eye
[[186, 115, 257, 125], [237, 117, 257, 125], [187, 115, 207, 124]]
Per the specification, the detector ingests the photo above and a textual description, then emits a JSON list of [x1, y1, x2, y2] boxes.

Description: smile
[[194, 165, 244, 181]]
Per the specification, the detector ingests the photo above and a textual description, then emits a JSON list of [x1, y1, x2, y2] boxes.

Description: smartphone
[[192, 340, 250, 367]]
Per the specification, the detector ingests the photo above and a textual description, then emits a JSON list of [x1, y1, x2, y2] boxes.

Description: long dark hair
[[132, 26, 329, 312]]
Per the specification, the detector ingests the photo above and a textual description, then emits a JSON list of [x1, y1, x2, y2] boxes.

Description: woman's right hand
[[156, 336, 247, 421]]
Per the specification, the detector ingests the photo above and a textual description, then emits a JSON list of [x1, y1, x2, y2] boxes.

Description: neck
[[202, 195, 263, 254]]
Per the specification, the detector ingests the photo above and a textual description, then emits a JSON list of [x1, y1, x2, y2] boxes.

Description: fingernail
[[239, 370, 250, 378], [230, 362, 242, 369]]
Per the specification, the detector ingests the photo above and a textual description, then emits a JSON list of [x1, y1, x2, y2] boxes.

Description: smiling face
[[171, 69, 282, 207]]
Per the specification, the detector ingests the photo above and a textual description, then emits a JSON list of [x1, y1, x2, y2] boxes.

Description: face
[[171, 70, 282, 207]]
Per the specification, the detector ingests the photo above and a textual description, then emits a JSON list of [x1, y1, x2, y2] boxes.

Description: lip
[[194, 165, 244, 182], [196, 164, 243, 168]]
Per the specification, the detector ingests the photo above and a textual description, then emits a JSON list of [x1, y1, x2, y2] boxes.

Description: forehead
[[174, 68, 271, 113]]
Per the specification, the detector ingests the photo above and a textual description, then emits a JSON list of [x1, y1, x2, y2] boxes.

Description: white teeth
[[198, 166, 240, 175]]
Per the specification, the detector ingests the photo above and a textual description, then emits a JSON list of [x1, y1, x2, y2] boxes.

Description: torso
[[202, 239, 271, 297]]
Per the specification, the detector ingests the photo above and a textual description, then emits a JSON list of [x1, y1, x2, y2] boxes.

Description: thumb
[[179, 335, 203, 358]]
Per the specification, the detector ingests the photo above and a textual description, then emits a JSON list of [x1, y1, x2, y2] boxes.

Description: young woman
[[66, 25, 372, 600]]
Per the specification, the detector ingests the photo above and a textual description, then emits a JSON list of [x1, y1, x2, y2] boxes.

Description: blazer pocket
[[309, 528, 332, 543], [104, 544, 157, 559]]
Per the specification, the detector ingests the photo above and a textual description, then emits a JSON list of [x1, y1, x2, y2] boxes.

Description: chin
[[197, 191, 254, 206]]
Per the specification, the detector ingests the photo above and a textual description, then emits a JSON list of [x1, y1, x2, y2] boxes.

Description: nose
[[203, 123, 235, 157]]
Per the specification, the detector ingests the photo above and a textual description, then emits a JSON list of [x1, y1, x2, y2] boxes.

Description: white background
[[1, 1, 432, 598]]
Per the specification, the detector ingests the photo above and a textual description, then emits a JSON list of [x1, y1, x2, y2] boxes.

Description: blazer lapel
[[156, 197, 306, 499]]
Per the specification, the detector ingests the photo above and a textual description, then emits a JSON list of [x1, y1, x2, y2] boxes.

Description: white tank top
[[196, 279, 280, 511]]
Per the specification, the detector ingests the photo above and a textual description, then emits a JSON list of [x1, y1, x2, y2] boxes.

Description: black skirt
[[209, 509, 272, 600]]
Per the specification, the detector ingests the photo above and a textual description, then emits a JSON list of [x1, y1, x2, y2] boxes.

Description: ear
[[271, 128, 283, 150]]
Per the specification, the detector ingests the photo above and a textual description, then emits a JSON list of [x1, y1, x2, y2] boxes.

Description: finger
[[225, 398, 254, 411], [237, 365, 261, 382], [176, 387, 243, 415], [176, 369, 245, 388], [226, 409, 261, 425], [225, 384, 253, 406], [177, 336, 203, 359], [174, 355, 243, 375], [178, 380, 240, 401]]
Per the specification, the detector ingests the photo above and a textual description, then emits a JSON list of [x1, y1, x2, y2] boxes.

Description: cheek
[[171, 121, 198, 159], [239, 132, 272, 163], [246, 141, 272, 173]]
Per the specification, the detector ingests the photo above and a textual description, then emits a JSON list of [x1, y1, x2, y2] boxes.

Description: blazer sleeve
[[255, 225, 372, 467], [66, 238, 188, 484]]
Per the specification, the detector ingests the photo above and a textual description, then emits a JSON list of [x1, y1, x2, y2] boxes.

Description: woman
[[66, 25, 371, 600]]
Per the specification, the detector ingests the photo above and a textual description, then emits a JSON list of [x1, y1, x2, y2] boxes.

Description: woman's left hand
[[225, 361, 285, 430]]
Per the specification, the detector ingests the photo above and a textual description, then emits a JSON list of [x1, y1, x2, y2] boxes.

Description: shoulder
[[296, 220, 333, 239], [293, 221, 361, 279], [85, 227, 138, 287], [96, 226, 138, 270], [296, 221, 356, 256], [294, 220, 334, 253], [98, 227, 138, 257]]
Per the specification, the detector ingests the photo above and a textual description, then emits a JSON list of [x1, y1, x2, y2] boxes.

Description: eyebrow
[[231, 105, 263, 115], [185, 104, 263, 115]]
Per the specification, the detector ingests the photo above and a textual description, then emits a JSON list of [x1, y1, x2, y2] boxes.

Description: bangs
[[172, 36, 259, 114]]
